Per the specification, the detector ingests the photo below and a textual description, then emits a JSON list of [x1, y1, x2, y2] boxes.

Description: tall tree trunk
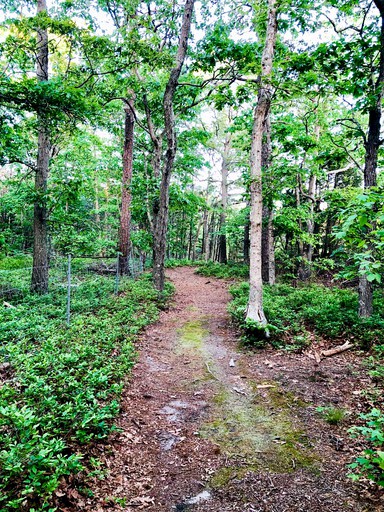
[[246, 0, 277, 327], [152, 0, 195, 292], [208, 212, 216, 260], [244, 218, 250, 264], [358, 0, 384, 317], [218, 135, 230, 263], [118, 100, 135, 275], [261, 115, 275, 285], [262, 206, 275, 284], [302, 123, 320, 279], [31, 0, 50, 293], [243, 201, 251, 264], [217, 118, 232, 264], [202, 209, 209, 259], [192, 216, 203, 261]]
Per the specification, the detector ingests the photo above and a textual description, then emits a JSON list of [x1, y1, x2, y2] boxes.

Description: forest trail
[[72, 267, 379, 512]]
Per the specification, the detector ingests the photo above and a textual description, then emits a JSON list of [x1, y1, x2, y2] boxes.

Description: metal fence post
[[128, 251, 134, 279], [115, 254, 120, 295], [66, 254, 71, 326]]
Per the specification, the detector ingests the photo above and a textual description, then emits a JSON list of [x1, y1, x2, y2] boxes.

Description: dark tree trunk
[[118, 101, 135, 275], [152, 0, 195, 292], [31, 0, 50, 294], [359, 1, 384, 317]]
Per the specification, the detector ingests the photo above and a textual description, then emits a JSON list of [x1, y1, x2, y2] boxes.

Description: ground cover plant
[[228, 281, 384, 349], [349, 408, 384, 487], [0, 272, 172, 511], [196, 261, 249, 280]]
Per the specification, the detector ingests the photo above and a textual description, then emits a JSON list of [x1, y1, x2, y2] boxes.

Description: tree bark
[[217, 132, 230, 264], [118, 100, 135, 275], [31, 0, 50, 294], [243, 200, 251, 264], [152, 0, 195, 292], [262, 205, 275, 284], [261, 116, 275, 285], [246, 0, 277, 327], [358, 2, 384, 317]]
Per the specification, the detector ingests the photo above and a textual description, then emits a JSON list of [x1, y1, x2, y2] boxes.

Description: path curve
[[65, 267, 379, 512]]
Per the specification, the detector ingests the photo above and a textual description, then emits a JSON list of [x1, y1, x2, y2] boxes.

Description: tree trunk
[[152, 0, 195, 292], [261, 115, 275, 285], [217, 126, 231, 264], [246, 0, 277, 327], [262, 205, 275, 285], [192, 216, 203, 261], [31, 0, 50, 294], [202, 209, 209, 259], [244, 217, 250, 264], [358, 1, 384, 317], [118, 100, 135, 275]]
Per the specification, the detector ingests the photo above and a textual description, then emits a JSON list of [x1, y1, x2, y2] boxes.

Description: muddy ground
[[58, 267, 383, 512]]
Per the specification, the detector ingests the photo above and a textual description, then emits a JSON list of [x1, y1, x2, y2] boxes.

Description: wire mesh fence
[[0, 252, 144, 326]]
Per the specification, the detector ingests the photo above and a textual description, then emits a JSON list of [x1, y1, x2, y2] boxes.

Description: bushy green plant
[[316, 406, 346, 425], [0, 273, 172, 511], [165, 258, 196, 268], [228, 282, 384, 348], [196, 261, 249, 279], [349, 409, 384, 487], [0, 255, 33, 270]]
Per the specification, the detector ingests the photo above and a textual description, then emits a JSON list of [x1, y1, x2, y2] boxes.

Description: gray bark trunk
[[31, 0, 50, 294], [218, 132, 230, 264], [246, 0, 277, 327], [118, 101, 135, 275], [261, 115, 275, 285]]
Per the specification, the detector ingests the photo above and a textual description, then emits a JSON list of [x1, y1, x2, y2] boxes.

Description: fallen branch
[[321, 342, 353, 357]]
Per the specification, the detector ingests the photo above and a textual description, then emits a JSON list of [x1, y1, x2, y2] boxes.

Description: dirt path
[[63, 267, 382, 512]]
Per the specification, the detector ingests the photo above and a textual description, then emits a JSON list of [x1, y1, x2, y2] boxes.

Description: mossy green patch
[[176, 320, 208, 355], [201, 385, 318, 485]]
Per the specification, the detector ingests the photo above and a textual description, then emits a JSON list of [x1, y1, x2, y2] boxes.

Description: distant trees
[[0, 0, 383, 320]]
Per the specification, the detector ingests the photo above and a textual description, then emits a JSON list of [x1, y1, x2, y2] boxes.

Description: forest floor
[[60, 267, 383, 512]]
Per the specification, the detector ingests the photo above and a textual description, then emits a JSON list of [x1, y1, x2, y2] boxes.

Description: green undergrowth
[[0, 255, 33, 270], [0, 273, 172, 511], [164, 259, 249, 279], [229, 281, 384, 349], [196, 261, 249, 279], [165, 258, 197, 268]]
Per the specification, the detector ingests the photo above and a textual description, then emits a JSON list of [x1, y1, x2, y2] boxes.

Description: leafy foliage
[[196, 261, 249, 279], [228, 281, 384, 348], [349, 409, 384, 487], [0, 273, 172, 510]]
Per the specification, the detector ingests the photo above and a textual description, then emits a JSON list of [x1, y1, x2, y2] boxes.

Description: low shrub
[[349, 408, 384, 487], [316, 406, 347, 425], [0, 273, 172, 511], [228, 282, 384, 348], [164, 258, 196, 268], [196, 261, 249, 279], [0, 255, 33, 270]]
